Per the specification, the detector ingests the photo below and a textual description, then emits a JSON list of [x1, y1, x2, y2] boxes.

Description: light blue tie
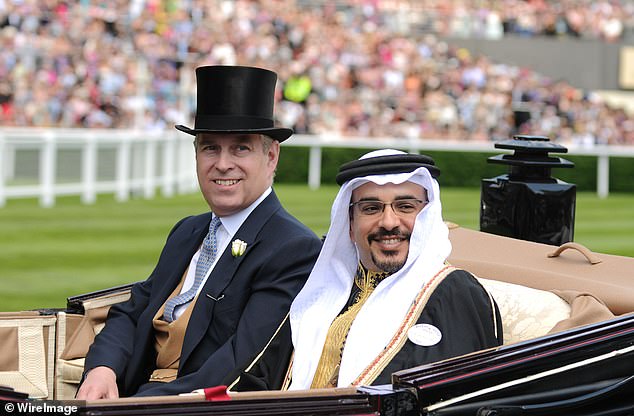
[[163, 216, 222, 322]]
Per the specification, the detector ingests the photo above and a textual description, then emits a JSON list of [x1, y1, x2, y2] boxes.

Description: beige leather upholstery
[[448, 225, 634, 315], [55, 290, 131, 399], [55, 312, 84, 400]]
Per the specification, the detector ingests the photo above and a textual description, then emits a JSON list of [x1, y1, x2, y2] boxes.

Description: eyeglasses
[[349, 198, 427, 217]]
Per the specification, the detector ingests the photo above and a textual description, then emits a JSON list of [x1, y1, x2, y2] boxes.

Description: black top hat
[[175, 65, 293, 142]]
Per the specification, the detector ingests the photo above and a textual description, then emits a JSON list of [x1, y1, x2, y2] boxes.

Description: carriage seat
[[477, 277, 571, 345], [52, 277, 616, 399]]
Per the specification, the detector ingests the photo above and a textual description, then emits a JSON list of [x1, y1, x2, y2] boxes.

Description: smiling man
[[220, 152, 505, 392], [289, 149, 504, 389], [77, 66, 321, 398], [349, 180, 426, 274]]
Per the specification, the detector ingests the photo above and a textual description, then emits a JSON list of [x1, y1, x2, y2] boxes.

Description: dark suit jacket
[[82, 190, 322, 397]]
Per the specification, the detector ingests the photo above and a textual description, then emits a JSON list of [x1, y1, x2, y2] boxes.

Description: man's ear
[[268, 140, 280, 166]]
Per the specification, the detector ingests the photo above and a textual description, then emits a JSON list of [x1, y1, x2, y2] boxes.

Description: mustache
[[368, 227, 411, 242]]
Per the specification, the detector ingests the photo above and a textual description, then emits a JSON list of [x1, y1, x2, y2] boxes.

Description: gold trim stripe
[[227, 313, 290, 392], [352, 265, 456, 386]]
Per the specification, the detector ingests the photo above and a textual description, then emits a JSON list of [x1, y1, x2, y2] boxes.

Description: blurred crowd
[[416, 0, 634, 42], [1, 0, 633, 145]]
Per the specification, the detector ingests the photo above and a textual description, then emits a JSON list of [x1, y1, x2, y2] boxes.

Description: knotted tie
[[163, 216, 222, 322]]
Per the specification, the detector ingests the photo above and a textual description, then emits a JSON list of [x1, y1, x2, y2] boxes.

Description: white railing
[[0, 128, 198, 207], [1, 128, 633, 207], [288, 134, 634, 199]]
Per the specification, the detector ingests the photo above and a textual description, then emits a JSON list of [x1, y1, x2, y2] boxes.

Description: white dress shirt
[[171, 187, 272, 320]]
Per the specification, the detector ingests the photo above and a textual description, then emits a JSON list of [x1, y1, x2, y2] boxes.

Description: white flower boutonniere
[[231, 239, 247, 257]]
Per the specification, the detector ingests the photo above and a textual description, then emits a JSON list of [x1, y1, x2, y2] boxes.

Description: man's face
[[349, 181, 428, 273], [195, 133, 279, 216]]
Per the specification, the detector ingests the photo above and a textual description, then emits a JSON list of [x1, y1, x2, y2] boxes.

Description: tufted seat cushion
[[477, 278, 571, 345]]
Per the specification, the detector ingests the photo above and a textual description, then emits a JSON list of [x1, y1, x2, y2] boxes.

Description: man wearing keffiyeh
[[228, 149, 503, 391]]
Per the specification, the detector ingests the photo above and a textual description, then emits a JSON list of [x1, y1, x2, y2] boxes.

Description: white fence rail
[[0, 128, 198, 207], [288, 134, 634, 199], [1, 128, 633, 207]]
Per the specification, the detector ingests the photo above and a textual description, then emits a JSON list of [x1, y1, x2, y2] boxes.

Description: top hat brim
[[175, 124, 293, 142]]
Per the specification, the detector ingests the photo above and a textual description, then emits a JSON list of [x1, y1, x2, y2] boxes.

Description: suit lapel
[[125, 213, 210, 392], [150, 215, 211, 314], [180, 191, 282, 367]]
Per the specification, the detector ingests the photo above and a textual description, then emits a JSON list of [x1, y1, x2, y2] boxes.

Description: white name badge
[[407, 323, 442, 346]]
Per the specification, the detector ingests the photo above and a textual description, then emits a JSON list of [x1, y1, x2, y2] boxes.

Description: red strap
[[203, 385, 231, 401]]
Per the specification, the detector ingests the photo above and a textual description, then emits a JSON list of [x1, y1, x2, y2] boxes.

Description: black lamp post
[[480, 135, 576, 246]]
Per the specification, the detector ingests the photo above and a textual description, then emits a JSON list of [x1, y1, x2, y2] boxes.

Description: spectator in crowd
[[1, 0, 633, 145], [75, 65, 322, 398]]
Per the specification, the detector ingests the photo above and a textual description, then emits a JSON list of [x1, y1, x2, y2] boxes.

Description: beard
[[371, 252, 406, 274], [368, 227, 410, 274]]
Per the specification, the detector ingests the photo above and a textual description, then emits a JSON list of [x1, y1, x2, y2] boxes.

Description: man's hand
[[76, 366, 119, 400]]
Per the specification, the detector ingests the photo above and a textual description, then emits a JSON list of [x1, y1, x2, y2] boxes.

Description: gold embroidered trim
[[280, 352, 294, 391], [310, 266, 388, 388], [352, 265, 457, 386], [310, 263, 388, 389]]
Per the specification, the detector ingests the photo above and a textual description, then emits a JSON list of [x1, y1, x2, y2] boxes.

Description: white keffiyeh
[[289, 149, 452, 389]]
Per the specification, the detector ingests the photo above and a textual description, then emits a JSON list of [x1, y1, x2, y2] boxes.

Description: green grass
[[1, 185, 633, 311]]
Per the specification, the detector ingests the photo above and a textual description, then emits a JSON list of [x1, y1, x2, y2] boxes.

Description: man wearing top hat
[[76, 66, 322, 398], [229, 149, 503, 391]]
